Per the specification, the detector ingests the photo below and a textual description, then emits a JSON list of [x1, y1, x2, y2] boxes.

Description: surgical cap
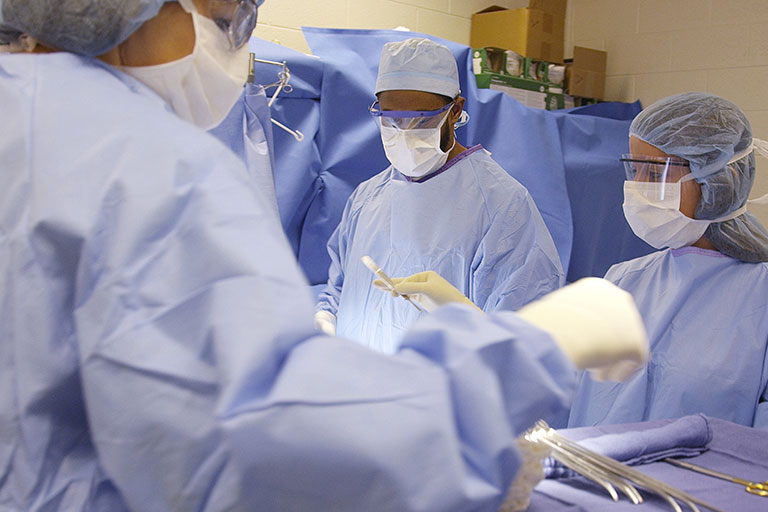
[[630, 92, 768, 262], [375, 38, 460, 98], [0, 0, 166, 56]]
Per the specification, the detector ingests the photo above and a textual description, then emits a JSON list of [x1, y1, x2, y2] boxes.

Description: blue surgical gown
[[316, 146, 565, 353], [209, 83, 280, 217], [567, 246, 768, 429], [0, 52, 576, 511]]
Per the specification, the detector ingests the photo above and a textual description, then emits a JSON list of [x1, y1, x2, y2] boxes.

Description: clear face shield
[[368, 100, 455, 131], [207, 0, 264, 50], [620, 154, 695, 201]]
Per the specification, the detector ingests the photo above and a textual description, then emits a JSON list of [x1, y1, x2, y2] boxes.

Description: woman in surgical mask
[[621, 137, 728, 251], [567, 92, 768, 428], [100, 0, 281, 215], [100, 0, 256, 130]]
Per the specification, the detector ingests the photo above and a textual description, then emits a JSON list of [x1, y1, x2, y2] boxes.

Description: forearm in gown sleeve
[[472, 195, 564, 313], [313, 201, 351, 315], [75, 160, 575, 512]]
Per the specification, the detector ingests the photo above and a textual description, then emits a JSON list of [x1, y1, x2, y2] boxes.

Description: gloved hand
[[313, 310, 336, 336], [500, 434, 551, 512], [373, 271, 483, 313], [516, 277, 649, 382]]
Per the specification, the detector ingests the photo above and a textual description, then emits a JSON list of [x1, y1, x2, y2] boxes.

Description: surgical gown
[[316, 145, 565, 353], [209, 83, 280, 217], [0, 52, 576, 511], [567, 246, 768, 429]]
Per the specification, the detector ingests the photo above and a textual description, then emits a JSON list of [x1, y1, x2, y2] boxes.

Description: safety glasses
[[369, 100, 454, 130], [620, 154, 692, 184], [209, 0, 263, 50]]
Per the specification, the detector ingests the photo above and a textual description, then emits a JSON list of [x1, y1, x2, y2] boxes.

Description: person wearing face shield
[[0, 2, 650, 509], [314, 38, 565, 353], [565, 92, 768, 429], [107, 0, 281, 216], [49, 0, 278, 217]]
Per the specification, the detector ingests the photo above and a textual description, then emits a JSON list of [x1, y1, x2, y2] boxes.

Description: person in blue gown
[[0, 1, 648, 510], [567, 92, 768, 429], [315, 38, 564, 353]]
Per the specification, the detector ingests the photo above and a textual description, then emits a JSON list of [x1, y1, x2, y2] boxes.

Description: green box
[[473, 48, 566, 111]]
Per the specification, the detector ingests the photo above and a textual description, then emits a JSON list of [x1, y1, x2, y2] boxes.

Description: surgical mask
[[623, 176, 746, 249], [380, 111, 455, 178], [119, 6, 249, 130]]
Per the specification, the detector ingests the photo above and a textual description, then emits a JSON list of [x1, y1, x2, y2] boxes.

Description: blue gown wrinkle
[[1, 52, 575, 511], [567, 247, 768, 429], [316, 149, 564, 353], [209, 82, 279, 217]]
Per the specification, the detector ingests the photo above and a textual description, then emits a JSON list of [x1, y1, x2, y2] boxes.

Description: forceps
[[665, 458, 768, 497], [527, 422, 726, 512], [248, 54, 305, 142]]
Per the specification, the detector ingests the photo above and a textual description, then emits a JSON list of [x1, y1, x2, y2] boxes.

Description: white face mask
[[380, 112, 455, 178], [622, 179, 710, 249], [119, 7, 249, 130], [622, 178, 747, 249]]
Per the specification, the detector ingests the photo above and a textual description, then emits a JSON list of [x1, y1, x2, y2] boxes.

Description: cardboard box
[[501, 0, 567, 15], [529, 0, 567, 16], [470, 5, 565, 63], [566, 46, 607, 99]]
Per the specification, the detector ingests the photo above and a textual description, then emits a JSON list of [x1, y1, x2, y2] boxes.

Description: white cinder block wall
[[254, 0, 531, 52], [255, 0, 768, 224], [565, 0, 768, 224]]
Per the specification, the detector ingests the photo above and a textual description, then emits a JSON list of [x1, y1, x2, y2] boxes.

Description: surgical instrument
[[665, 458, 768, 497], [361, 256, 425, 312], [527, 421, 726, 512]]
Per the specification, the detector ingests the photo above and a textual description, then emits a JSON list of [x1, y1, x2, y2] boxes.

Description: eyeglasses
[[369, 100, 454, 130], [619, 154, 692, 184], [209, 0, 264, 50]]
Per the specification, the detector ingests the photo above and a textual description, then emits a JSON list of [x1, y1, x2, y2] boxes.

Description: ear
[[451, 96, 466, 123]]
